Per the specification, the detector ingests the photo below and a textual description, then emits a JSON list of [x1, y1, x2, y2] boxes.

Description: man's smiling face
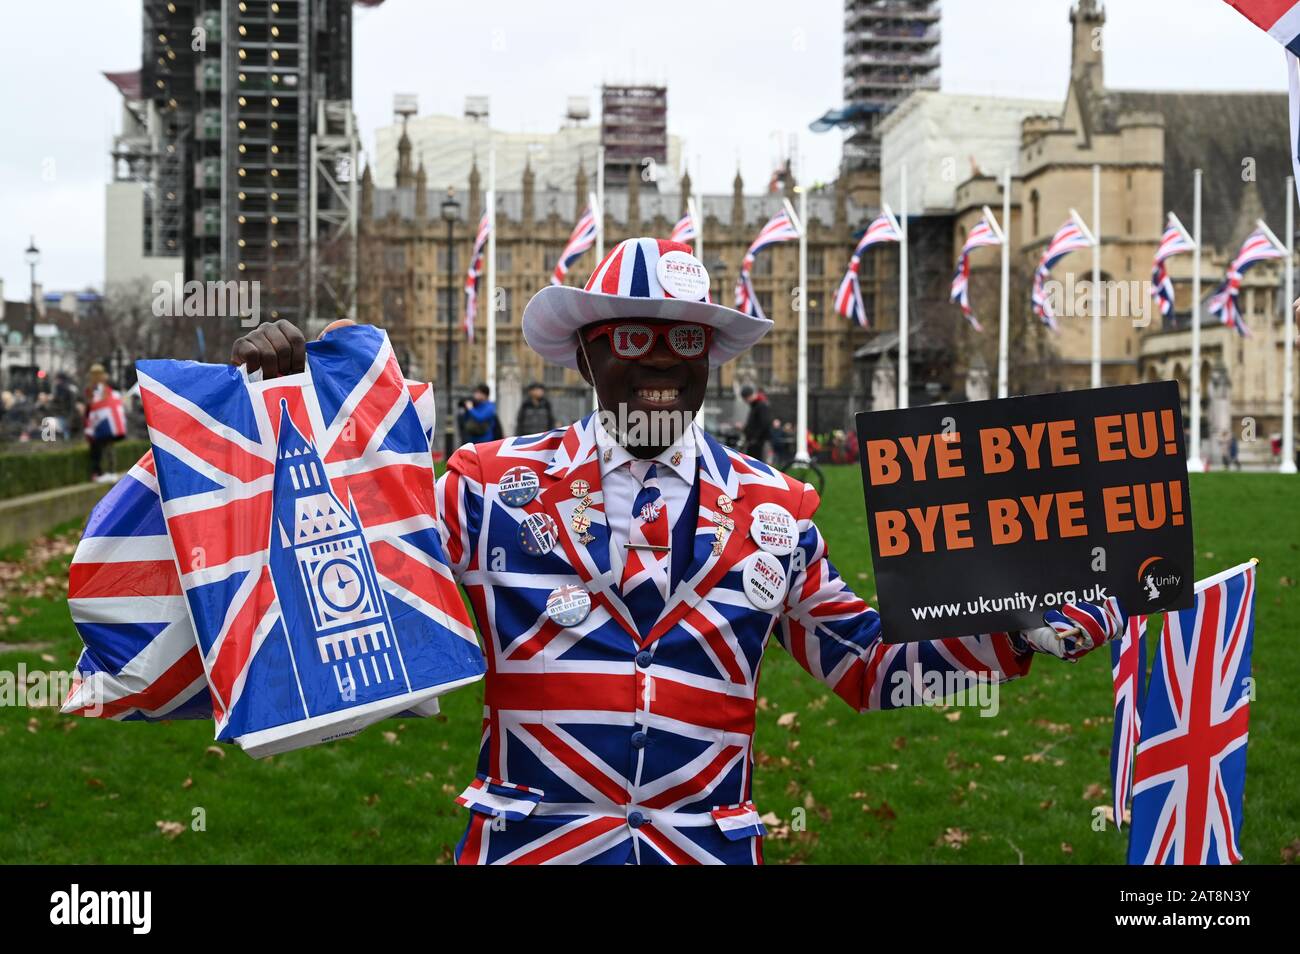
[[576, 319, 711, 445]]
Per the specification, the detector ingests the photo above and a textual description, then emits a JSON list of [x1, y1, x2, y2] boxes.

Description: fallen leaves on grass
[[204, 745, 225, 759], [1281, 839, 1300, 863], [1083, 782, 1107, 800], [1060, 842, 1074, 855], [937, 827, 969, 850], [776, 711, 799, 729], [156, 821, 184, 840]]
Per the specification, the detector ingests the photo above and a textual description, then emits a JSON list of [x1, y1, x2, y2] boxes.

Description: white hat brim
[[521, 285, 774, 371]]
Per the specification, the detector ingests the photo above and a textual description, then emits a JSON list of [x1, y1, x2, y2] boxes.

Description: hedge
[[0, 439, 152, 501]]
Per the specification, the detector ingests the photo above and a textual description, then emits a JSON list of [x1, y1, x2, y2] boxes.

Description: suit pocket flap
[[455, 775, 544, 820], [710, 802, 766, 841]]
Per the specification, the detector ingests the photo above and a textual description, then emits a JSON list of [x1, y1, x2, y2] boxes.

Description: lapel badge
[[670, 450, 682, 467], [570, 479, 590, 498], [498, 466, 540, 507], [579, 532, 595, 545], [572, 513, 592, 534], [602, 447, 613, 463], [518, 512, 560, 556], [546, 584, 592, 627], [716, 493, 734, 514]]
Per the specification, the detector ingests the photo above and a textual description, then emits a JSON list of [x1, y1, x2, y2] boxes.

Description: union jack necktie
[[621, 460, 669, 634]]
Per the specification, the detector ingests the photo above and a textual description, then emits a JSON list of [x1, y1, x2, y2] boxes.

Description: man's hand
[[230, 318, 356, 377], [1013, 596, 1128, 662], [231, 320, 306, 378]]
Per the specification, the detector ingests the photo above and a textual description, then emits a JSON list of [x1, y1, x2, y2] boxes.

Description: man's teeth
[[636, 388, 679, 404]]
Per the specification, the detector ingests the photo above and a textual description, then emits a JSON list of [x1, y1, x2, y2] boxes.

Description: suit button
[[635, 651, 652, 668], [631, 730, 648, 749], [627, 810, 645, 828]]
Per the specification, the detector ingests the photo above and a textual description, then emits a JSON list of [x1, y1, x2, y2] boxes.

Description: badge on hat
[[742, 551, 787, 610], [749, 502, 797, 556], [518, 512, 560, 556], [498, 466, 540, 507], [655, 249, 710, 302], [546, 584, 592, 627]]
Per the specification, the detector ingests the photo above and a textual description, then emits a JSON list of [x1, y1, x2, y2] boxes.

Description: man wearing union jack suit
[[233, 237, 1128, 865]]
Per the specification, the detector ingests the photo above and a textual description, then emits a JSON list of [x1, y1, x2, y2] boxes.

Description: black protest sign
[[855, 381, 1194, 643]]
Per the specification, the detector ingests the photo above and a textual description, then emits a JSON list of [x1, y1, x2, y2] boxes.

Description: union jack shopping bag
[[79, 324, 483, 757], [61, 374, 460, 733]]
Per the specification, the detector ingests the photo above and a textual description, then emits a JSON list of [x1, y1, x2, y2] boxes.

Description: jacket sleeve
[[434, 442, 484, 581], [776, 481, 1033, 712]]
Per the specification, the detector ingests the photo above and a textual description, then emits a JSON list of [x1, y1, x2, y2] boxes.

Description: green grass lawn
[[1, 470, 1296, 864]]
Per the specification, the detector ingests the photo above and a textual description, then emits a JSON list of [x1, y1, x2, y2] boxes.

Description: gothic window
[[1030, 190, 1040, 237]]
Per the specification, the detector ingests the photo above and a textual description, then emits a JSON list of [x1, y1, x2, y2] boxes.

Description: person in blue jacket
[[457, 383, 502, 444]]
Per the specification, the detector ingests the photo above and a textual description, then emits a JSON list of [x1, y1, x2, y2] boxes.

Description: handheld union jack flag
[[132, 325, 484, 756], [1221, 2, 1300, 204], [61, 380, 447, 728], [1207, 225, 1286, 337], [464, 210, 491, 341], [1128, 561, 1256, 864], [1110, 615, 1149, 829], [735, 208, 800, 320], [551, 204, 599, 286], [1150, 214, 1196, 318], [1032, 213, 1095, 331], [84, 383, 127, 440], [949, 214, 1002, 331], [833, 209, 902, 327]]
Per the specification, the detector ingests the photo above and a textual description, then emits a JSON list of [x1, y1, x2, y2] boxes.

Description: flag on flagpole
[[670, 211, 697, 245], [1151, 214, 1197, 318], [734, 208, 801, 320], [1110, 615, 1149, 829], [1127, 561, 1256, 865], [551, 206, 599, 286], [833, 210, 903, 327], [1207, 225, 1286, 337], [1221, 2, 1300, 205], [1032, 214, 1096, 331], [464, 210, 491, 342], [949, 215, 1002, 331]]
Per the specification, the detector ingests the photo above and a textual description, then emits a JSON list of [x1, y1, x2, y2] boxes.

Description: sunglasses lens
[[609, 323, 654, 358], [667, 324, 708, 358]]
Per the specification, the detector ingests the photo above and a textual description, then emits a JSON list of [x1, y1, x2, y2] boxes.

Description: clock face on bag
[[317, 559, 365, 613]]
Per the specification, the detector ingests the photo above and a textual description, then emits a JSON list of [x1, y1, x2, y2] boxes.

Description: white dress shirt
[[594, 418, 699, 582]]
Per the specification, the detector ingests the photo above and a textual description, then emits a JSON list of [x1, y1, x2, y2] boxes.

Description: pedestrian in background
[[516, 381, 555, 436]]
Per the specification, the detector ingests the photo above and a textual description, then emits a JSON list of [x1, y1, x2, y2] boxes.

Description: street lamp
[[440, 188, 461, 463], [710, 259, 728, 403], [24, 237, 39, 376]]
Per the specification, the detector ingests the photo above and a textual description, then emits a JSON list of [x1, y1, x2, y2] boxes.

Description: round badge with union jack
[[546, 584, 592, 627], [518, 512, 559, 556], [498, 466, 540, 507]]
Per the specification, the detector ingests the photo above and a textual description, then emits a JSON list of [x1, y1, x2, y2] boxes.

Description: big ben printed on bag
[[135, 325, 485, 757]]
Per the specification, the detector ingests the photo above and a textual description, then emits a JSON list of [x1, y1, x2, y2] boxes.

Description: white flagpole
[[688, 196, 702, 263], [592, 145, 605, 414], [998, 167, 1011, 399], [898, 164, 909, 409], [1189, 169, 1204, 472], [596, 146, 605, 261], [786, 190, 810, 464], [1284, 176, 1297, 474], [1091, 162, 1102, 389], [485, 144, 497, 405]]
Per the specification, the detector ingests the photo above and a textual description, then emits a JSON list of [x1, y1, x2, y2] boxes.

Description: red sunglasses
[[582, 321, 713, 360]]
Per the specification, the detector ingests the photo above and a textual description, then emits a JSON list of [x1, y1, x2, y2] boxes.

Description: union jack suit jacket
[[436, 413, 1033, 864]]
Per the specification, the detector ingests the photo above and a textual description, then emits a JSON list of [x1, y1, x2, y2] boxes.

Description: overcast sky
[[0, 0, 1288, 297]]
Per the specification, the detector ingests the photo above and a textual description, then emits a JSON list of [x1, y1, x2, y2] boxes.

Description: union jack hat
[[522, 237, 772, 370]]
